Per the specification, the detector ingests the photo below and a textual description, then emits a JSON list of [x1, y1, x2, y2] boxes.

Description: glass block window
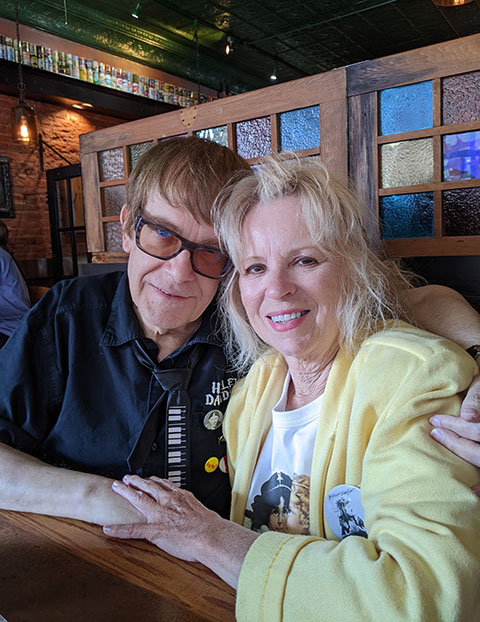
[[380, 193, 434, 239], [379, 81, 433, 136], [381, 138, 433, 188], [195, 126, 228, 147], [443, 188, 480, 236], [99, 148, 124, 181], [236, 117, 271, 159], [101, 185, 126, 217], [443, 131, 480, 181], [129, 141, 153, 171], [104, 222, 123, 251], [442, 71, 480, 125], [279, 106, 320, 151]]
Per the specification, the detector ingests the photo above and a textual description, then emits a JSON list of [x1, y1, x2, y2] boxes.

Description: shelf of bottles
[[0, 34, 214, 108]]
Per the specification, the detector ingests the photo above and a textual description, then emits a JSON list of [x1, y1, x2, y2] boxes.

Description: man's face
[[121, 190, 220, 339]]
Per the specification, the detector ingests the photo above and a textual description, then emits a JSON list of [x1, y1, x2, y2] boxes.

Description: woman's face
[[238, 196, 342, 366], [268, 496, 289, 532]]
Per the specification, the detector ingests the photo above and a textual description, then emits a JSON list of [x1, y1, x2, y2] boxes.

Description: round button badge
[[203, 409, 223, 431], [204, 456, 219, 473]]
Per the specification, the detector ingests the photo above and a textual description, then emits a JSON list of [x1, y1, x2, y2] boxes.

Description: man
[[0, 221, 31, 347], [0, 137, 478, 527]]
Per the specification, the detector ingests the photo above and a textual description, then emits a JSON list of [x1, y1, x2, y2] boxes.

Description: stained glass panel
[[104, 222, 123, 251], [381, 139, 433, 188], [380, 193, 434, 239], [443, 131, 480, 181], [236, 117, 271, 159], [279, 106, 320, 151], [442, 71, 480, 125], [443, 188, 480, 236], [128, 141, 153, 171], [379, 81, 433, 136], [101, 185, 126, 217], [195, 126, 228, 147], [99, 148, 124, 181]]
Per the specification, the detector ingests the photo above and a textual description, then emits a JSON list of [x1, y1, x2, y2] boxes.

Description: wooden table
[[0, 510, 236, 622]]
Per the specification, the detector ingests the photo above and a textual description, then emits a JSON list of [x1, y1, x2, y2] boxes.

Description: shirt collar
[[100, 272, 222, 351]]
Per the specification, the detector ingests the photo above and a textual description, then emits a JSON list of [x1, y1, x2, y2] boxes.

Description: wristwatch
[[466, 344, 480, 361]]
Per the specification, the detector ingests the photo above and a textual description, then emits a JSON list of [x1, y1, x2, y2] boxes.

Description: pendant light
[[11, 0, 37, 145]]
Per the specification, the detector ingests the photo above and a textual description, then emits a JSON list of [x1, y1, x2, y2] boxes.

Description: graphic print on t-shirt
[[245, 471, 311, 534]]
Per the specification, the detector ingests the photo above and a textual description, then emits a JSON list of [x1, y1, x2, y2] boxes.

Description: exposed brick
[[0, 93, 122, 261]]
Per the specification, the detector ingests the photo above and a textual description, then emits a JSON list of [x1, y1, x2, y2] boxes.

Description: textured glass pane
[[128, 141, 153, 171], [442, 71, 480, 125], [236, 117, 271, 159], [104, 222, 123, 251], [380, 193, 434, 239], [379, 81, 433, 136], [102, 185, 126, 217], [381, 139, 433, 188], [443, 188, 480, 236], [443, 131, 480, 181], [195, 126, 228, 147], [279, 106, 320, 151], [98, 148, 124, 181]]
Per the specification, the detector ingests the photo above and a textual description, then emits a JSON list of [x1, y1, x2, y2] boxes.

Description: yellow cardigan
[[225, 322, 480, 621]]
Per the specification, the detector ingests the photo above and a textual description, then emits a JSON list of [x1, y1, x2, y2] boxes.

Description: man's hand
[[430, 374, 480, 478]]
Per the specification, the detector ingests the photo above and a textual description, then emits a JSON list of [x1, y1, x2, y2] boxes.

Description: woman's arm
[[103, 475, 258, 588]]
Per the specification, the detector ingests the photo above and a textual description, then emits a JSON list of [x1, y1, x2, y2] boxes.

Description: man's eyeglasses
[[135, 216, 232, 280]]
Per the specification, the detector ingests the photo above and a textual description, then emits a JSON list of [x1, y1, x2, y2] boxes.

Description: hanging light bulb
[[270, 67, 277, 81], [432, 0, 473, 5], [131, 1, 142, 18], [225, 35, 234, 55], [11, 0, 37, 145]]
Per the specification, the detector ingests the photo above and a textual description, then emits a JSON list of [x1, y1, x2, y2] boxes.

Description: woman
[[104, 156, 480, 621]]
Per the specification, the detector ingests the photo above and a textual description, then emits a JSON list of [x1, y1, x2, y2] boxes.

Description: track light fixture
[[225, 35, 234, 55], [131, 1, 142, 18]]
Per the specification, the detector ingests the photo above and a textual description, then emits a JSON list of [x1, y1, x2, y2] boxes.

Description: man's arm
[[0, 442, 145, 525], [402, 284, 480, 469]]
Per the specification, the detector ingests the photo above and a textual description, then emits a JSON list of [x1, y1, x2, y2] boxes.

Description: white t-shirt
[[244, 372, 323, 535]]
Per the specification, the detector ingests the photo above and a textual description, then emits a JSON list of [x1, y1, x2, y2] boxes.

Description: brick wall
[[0, 92, 122, 262]]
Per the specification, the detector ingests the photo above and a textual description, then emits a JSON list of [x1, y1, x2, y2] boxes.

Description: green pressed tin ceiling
[[1, 0, 480, 94]]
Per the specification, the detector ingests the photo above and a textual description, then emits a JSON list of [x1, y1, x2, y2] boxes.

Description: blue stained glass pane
[[443, 131, 480, 181], [279, 106, 320, 151], [380, 193, 434, 239], [379, 81, 433, 136]]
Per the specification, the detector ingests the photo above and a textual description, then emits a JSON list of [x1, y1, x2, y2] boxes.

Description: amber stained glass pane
[[279, 106, 320, 151], [236, 117, 271, 159], [443, 188, 480, 236], [379, 81, 432, 136], [380, 193, 434, 239], [104, 222, 123, 251], [101, 185, 126, 217], [98, 148, 124, 182], [443, 131, 480, 181], [195, 126, 228, 147], [381, 139, 433, 188], [442, 71, 480, 125], [128, 142, 153, 171]]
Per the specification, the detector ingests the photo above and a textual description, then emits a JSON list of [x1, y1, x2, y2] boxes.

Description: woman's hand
[[430, 374, 480, 492], [103, 474, 259, 588], [103, 474, 221, 563]]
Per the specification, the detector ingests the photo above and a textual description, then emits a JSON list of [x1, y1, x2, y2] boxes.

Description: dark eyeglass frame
[[135, 216, 232, 280]]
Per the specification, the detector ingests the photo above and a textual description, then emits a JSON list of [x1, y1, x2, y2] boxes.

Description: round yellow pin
[[204, 456, 219, 473]]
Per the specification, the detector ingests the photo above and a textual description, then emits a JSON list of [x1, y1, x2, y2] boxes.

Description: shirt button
[[151, 442, 158, 452]]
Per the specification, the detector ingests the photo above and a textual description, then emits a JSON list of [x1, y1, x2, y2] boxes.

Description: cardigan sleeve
[[236, 337, 480, 622]]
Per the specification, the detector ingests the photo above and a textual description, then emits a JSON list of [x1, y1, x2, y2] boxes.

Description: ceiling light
[[131, 1, 142, 18], [11, 0, 37, 145], [72, 102, 94, 110], [270, 67, 277, 81], [225, 36, 234, 55], [432, 0, 473, 5]]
